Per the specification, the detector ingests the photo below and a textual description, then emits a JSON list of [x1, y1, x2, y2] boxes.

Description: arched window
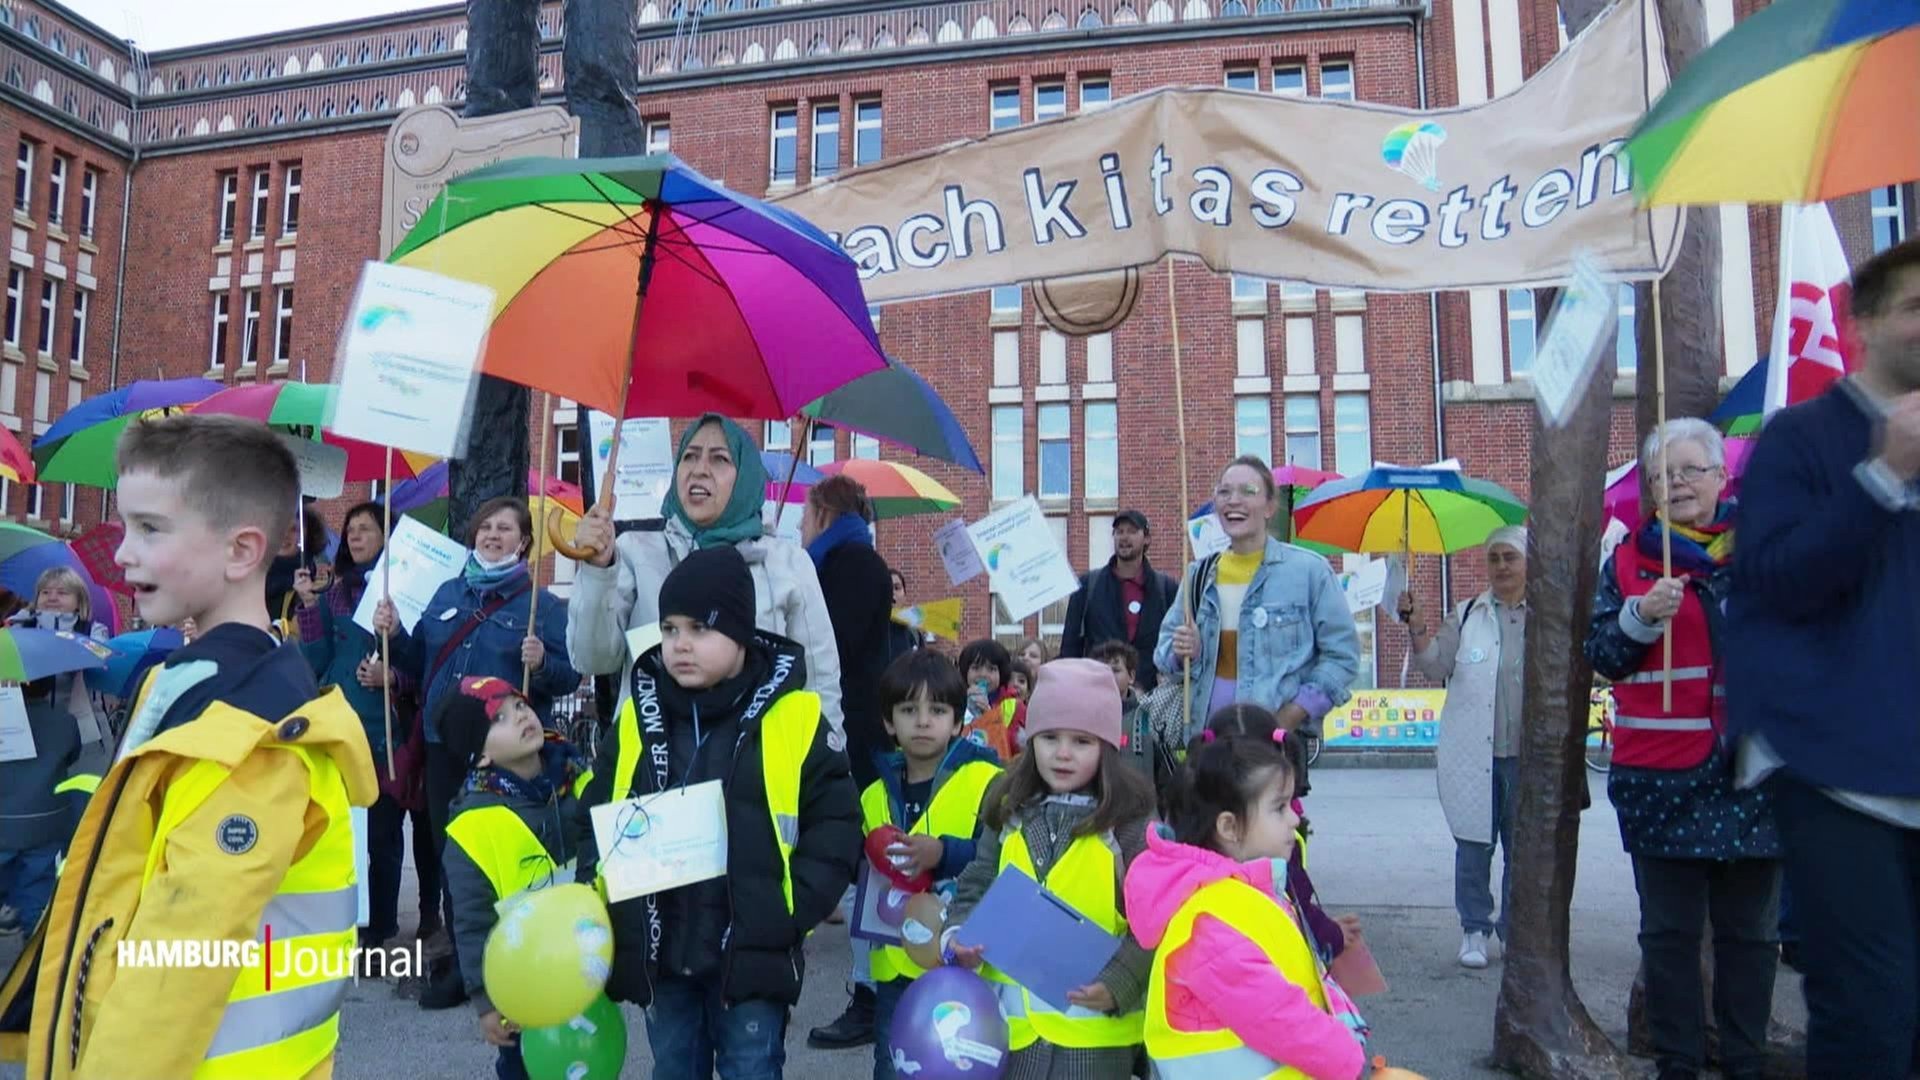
[[174, 74, 186, 90], [262, 59, 277, 78], [807, 34, 830, 55], [1040, 9, 1068, 29], [87, 105, 100, 126], [405, 36, 421, 57], [1007, 13, 1034, 32], [73, 44, 88, 67], [356, 44, 371, 64], [346, 95, 362, 114], [1221, 0, 1247, 14], [333, 47, 348, 67], [320, 99, 336, 118], [49, 31, 63, 53], [372, 91, 388, 109], [271, 106, 284, 124], [23, 16, 40, 41], [1078, 7, 1103, 27], [60, 91, 74, 113], [381, 40, 395, 60], [239, 62, 253, 80], [871, 27, 895, 47], [245, 111, 259, 128], [172, 121, 186, 138], [217, 65, 231, 85], [194, 70, 209, 88], [294, 103, 310, 121], [1113, 3, 1140, 22], [430, 32, 446, 52]]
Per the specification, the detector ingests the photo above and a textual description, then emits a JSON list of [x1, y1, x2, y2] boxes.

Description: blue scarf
[[806, 512, 872, 569], [462, 553, 528, 594]]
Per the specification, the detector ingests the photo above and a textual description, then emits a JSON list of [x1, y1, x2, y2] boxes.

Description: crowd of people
[[0, 236, 1916, 1080]]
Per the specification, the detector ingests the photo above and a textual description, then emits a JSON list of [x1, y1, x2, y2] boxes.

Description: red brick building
[[0, 0, 1911, 685]]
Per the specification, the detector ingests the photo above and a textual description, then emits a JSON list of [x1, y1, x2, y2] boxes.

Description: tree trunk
[[447, 0, 542, 536], [563, 0, 644, 158]]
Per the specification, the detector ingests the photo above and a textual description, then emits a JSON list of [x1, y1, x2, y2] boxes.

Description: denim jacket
[[1153, 538, 1359, 741], [388, 573, 579, 742]]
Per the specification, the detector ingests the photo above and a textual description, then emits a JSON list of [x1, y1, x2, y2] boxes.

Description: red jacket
[[1610, 543, 1721, 771]]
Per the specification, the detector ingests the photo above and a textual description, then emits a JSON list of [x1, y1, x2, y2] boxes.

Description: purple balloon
[[877, 886, 911, 928], [888, 967, 1009, 1080]]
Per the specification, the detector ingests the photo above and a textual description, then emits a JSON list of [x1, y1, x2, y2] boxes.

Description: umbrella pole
[[1654, 281, 1673, 710], [774, 417, 811, 526], [380, 446, 395, 780], [1168, 261, 1194, 740], [526, 392, 552, 696]]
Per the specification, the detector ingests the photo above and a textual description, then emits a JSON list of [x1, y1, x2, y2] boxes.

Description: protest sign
[[329, 262, 492, 459], [353, 515, 469, 636], [1531, 251, 1618, 426], [0, 685, 33, 763], [967, 497, 1077, 622], [935, 518, 986, 586], [277, 434, 348, 500], [585, 413, 674, 518]]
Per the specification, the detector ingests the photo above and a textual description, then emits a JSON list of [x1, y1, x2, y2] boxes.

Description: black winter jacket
[[1059, 556, 1180, 691], [575, 631, 861, 1007], [814, 540, 895, 789]]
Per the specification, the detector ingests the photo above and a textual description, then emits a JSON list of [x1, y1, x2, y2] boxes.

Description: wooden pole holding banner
[[1652, 281, 1673, 710], [525, 392, 552, 695], [380, 446, 396, 778], [1167, 262, 1195, 739]]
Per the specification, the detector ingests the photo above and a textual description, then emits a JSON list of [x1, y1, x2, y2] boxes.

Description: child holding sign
[[574, 546, 860, 1079]]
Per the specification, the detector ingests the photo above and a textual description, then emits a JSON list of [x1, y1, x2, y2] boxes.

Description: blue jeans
[[872, 977, 910, 1080], [645, 975, 790, 1080], [0, 845, 60, 927], [1454, 756, 1517, 937], [494, 1040, 527, 1080]]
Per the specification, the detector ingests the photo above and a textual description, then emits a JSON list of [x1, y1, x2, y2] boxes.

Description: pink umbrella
[[1605, 435, 1754, 528]]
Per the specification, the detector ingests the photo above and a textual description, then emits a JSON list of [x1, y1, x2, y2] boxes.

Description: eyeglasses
[[1659, 465, 1720, 486], [1213, 484, 1266, 503]]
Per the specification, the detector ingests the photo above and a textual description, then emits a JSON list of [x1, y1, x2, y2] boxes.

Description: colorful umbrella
[[0, 521, 90, 595], [801, 361, 985, 474], [1604, 436, 1756, 528], [1708, 356, 1771, 436], [186, 382, 436, 482], [1626, 0, 1920, 205], [389, 462, 586, 535], [33, 378, 224, 488], [69, 520, 128, 596], [0, 626, 112, 682], [758, 451, 827, 489], [1293, 467, 1528, 555], [779, 459, 962, 520], [0, 426, 33, 484], [86, 626, 184, 697], [388, 153, 888, 422]]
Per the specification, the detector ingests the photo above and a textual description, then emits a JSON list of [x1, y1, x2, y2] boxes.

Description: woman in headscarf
[[566, 413, 844, 742], [1585, 417, 1778, 1080]]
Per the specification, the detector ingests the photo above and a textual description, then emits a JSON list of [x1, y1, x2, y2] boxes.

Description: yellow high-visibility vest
[[858, 760, 1000, 982]]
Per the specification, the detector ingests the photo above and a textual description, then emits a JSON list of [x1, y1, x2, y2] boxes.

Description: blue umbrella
[[759, 451, 826, 488], [86, 627, 184, 697], [0, 627, 113, 682]]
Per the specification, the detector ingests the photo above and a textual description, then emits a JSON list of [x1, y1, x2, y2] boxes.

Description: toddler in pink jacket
[[1125, 727, 1369, 1080]]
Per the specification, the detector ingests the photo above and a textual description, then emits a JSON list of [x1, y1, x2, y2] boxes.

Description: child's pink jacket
[[1124, 827, 1365, 1080]]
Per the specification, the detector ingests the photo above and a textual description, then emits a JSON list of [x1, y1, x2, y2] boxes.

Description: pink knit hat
[[1023, 658, 1124, 749]]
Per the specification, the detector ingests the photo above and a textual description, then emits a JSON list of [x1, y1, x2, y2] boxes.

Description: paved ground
[[2, 766, 1804, 1079]]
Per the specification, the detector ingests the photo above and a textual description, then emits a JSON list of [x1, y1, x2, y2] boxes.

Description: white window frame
[[249, 169, 270, 238], [646, 120, 671, 154], [281, 165, 301, 235], [68, 288, 87, 363], [1333, 393, 1371, 476], [1235, 317, 1267, 378], [1040, 515, 1072, 639], [1284, 316, 1316, 376], [1319, 61, 1355, 101], [1333, 314, 1366, 374], [28, 480, 42, 521], [217, 173, 237, 242], [992, 330, 1020, 386], [1234, 396, 1272, 461], [61, 482, 74, 522], [274, 286, 294, 363], [1039, 330, 1067, 385], [990, 284, 1021, 318], [852, 432, 879, 460], [1871, 185, 1907, 252], [811, 103, 841, 181], [1232, 274, 1266, 304], [1272, 64, 1306, 97], [990, 86, 1021, 130], [210, 292, 230, 367], [13, 141, 31, 215], [991, 404, 1024, 502], [1616, 284, 1638, 372], [1085, 333, 1113, 383], [1034, 82, 1066, 122], [1506, 288, 1536, 377], [1037, 402, 1071, 501], [807, 421, 835, 466], [4, 269, 22, 347], [1079, 79, 1111, 112], [1224, 67, 1258, 92], [769, 107, 798, 184], [853, 100, 882, 166], [1283, 395, 1321, 468], [78, 166, 96, 237], [46, 155, 65, 226], [1084, 401, 1117, 503], [35, 279, 55, 356]]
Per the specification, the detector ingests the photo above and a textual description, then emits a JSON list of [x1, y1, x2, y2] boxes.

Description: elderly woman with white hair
[[1402, 524, 1530, 970], [1585, 416, 1779, 1080]]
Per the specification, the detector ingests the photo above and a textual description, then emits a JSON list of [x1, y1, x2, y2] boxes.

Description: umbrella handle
[[547, 506, 599, 563]]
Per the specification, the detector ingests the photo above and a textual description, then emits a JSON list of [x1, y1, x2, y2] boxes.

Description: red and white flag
[[1764, 202, 1857, 415]]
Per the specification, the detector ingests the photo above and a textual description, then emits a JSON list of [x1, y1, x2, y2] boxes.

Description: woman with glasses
[[1156, 454, 1359, 748], [1584, 417, 1779, 1080]]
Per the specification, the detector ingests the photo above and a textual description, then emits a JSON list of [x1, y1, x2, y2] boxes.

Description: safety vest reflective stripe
[[862, 761, 1001, 982], [257, 885, 359, 939], [1145, 1042, 1286, 1080], [1613, 715, 1714, 731], [201, 981, 346, 1065], [1617, 666, 1711, 684], [54, 774, 99, 796]]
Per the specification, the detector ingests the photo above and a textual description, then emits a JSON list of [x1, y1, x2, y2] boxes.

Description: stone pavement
[[0, 766, 1805, 1079]]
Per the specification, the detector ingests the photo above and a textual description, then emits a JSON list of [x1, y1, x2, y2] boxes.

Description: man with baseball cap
[[1060, 510, 1179, 692]]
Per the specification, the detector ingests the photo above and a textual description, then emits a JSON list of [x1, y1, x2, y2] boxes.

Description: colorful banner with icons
[[1327, 687, 1616, 749]]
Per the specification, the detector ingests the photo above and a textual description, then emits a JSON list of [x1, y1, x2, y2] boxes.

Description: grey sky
[[63, 0, 435, 52]]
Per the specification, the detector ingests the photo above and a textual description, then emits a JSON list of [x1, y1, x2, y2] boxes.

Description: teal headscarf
[[660, 413, 770, 550]]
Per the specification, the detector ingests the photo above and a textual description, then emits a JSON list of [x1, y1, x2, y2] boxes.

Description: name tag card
[[589, 780, 728, 903]]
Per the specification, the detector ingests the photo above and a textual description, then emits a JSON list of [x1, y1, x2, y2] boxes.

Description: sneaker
[[807, 985, 876, 1049], [419, 964, 469, 1010], [1459, 932, 1489, 969]]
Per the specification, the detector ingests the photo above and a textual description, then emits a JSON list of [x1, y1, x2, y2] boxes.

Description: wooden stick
[[1167, 261, 1194, 740], [380, 445, 396, 779], [526, 392, 552, 695], [1653, 280, 1673, 710]]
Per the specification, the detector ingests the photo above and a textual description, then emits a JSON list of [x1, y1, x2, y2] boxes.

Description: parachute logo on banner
[[1382, 121, 1448, 192]]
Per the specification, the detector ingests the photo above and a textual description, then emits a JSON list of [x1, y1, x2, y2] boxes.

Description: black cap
[[659, 545, 757, 650], [437, 676, 525, 770], [1113, 509, 1150, 534]]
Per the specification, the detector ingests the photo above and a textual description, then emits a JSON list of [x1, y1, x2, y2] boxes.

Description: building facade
[[0, 0, 1911, 684]]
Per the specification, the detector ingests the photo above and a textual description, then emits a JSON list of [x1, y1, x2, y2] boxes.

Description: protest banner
[[353, 515, 469, 637], [967, 496, 1078, 622], [328, 262, 492, 459]]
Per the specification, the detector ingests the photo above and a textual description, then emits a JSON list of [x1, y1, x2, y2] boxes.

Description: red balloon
[[864, 826, 933, 893]]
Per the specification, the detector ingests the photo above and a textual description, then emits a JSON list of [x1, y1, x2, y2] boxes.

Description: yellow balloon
[[483, 883, 616, 1028]]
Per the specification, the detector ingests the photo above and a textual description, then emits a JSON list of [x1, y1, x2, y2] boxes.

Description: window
[[992, 330, 1020, 385], [282, 164, 301, 233], [811, 104, 840, 180], [1272, 65, 1306, 96], [1086, 333, 1113, 383], [1283, 396, 1320, 467], [1085, 402, 1117, 502], [68, 289, 87, 362], [769, 107, 797, 183], [1080, 79, 1110, 111], [249, 170, 270, 238], [1332, 394, 1370, 475], [992, 405, 1024, 500], [1872, 185, 1908, 253], [61, 483, 74, 522], [1235, 318, 1266, 377], [990, 86, 1021, 130], [274, 287, 294, 363], [36, 280, 55, 355], [209, 293, 230, 366], [1224, 68, 1257, 92], [1232, 274, 1265, 304], [14, 141, 32, 214], [4, 269, 21, 347], [1235, 396, 1271, 460], [216, 173, 237, 242], [1333, 314, 1365, 373], [241, 289, 261, 366], [1319, 62, 1354, 101], [1616, 284, 1638, 372], [1040, 515, 1072, 638], [646, 120, 671, 154], [765, 419, 791, 451], [78, 167, 96, 237], [853, 100, 882, 166], [46, 156, 65, 226], [28, 482, 42, 521], [1039, 331, 1067, 385], [991, 284, 1021, 318], [807, 421, 835, 465], [852, 433, 879, 460], [1506, 288, 1536, 376], [1037, 404, 1071, 499], [1035, 83, 1066, 122]]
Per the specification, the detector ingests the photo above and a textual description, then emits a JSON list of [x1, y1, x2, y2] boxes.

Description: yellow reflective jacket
[[6, 685, 376, 1079]]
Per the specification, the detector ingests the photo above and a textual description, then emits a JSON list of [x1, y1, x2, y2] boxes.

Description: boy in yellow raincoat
[[0, 415, 376, 1078]]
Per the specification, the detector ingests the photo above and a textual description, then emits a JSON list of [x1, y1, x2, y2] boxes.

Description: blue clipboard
[[951, 867, 1121, 1012]]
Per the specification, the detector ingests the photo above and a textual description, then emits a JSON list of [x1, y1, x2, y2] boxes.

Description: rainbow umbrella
[[801, 361, 984, 474], [389, 462, 585, 535], [33, 378, 224, 488], [388, 154, 887, 422], [187, 382, 435, 481], [0, 426, 33, 484], [1626, 0, 1920, 205], [779, 459, 961, 520], [1293, 467, 1527, 555], [0, 626, 112, 682]]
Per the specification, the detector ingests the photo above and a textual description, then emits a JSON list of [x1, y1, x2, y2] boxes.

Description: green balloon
[[521, 994, 628, 1080]]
